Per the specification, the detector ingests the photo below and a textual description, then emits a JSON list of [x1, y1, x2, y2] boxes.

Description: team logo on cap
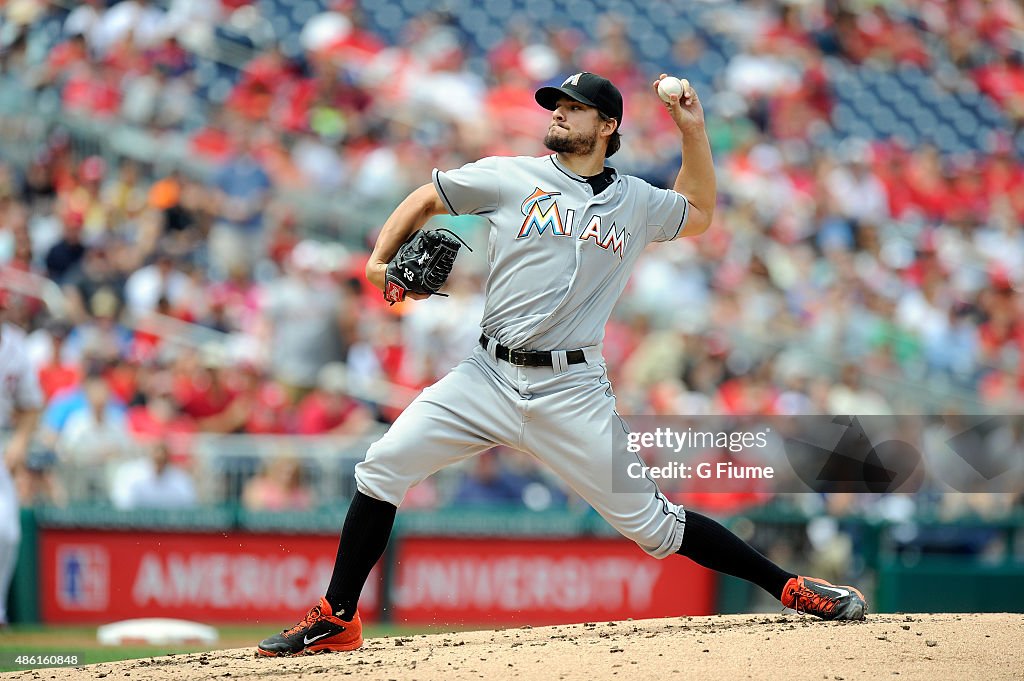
[[563, 73, 583, 87]]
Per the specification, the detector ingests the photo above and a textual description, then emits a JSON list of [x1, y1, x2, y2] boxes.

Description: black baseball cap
[[535, 72, 623, 127]]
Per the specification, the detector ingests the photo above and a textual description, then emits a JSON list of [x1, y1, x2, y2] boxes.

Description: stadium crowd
[[1, 0, 1023, 529]]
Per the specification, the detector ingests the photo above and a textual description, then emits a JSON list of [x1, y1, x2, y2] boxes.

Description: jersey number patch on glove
[[384, 228, 471, 304]]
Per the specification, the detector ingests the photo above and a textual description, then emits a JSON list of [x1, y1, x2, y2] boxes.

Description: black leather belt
[[480, 334, 587, 368]]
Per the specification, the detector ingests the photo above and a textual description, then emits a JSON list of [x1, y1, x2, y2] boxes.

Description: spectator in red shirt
[[974, 51, 1024, 122], [715, 373, 780, 416], [62, 62, 122, 118], [188, 109, 234, 163], [317, 4, 386, 69], [947, 160, 989, 224], [227, 45, 297, 122], [228, 362, 293, 435], [758, 2, 816, 60], [35, 319, 81, 400], [173, 348, 246, 432], [277, 60, 373, 136], [983, 146, 1024, 220], [904, 146, 955, 221], [977, 288, 1024, 361], [487, 21, 531, 80], [295, 362, 372, 436], [41, 34, 89, 86], [126, 364, 196, 445]]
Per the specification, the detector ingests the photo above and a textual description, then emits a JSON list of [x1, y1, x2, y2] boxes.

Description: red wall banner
[[38, 531, 716, 625], [38, 531, 380, 624], [390, 537, 715, 625]]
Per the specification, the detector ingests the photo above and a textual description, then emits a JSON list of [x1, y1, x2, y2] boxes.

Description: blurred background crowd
[[1, 0, 1023, 561]]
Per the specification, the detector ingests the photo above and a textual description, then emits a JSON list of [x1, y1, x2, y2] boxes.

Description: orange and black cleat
[[257, 596, 363, 657], [781, 576, 867, 621]]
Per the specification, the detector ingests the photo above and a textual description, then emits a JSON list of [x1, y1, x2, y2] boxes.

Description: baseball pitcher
[[257, 72, 866, 657]]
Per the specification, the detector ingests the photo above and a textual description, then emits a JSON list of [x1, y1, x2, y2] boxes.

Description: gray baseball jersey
[[432, 154, 688, 350], [356, 154, 690, 560]]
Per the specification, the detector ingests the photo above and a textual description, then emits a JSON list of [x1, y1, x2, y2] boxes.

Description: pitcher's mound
[[12, 613, 1024, 681]]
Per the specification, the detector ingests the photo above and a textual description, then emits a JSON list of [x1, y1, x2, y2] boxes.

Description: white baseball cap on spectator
[[289, 240, 322, 272], [301, 11, 351, 53]]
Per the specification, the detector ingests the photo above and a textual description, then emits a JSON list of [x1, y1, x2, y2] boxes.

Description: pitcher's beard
[[544, 127, 598, 155]]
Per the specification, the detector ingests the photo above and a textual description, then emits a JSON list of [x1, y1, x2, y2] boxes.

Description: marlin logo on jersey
[[517, 187, 573, 238]]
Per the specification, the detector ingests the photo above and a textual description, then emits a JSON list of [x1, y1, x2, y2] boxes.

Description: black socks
[[325, 491, 397, 621], [677, 510, 795, 600]]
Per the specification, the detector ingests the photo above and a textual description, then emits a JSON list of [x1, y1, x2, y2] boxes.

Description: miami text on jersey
[[516, 187, 630, 258], [579, 216, 629, 258]]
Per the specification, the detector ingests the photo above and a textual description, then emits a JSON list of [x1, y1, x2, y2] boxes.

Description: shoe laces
[[791, 583, 839, 616], [283, 604, 323, 636]]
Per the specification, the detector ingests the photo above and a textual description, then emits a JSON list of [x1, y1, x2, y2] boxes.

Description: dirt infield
[[3, 613, 1021, 681]]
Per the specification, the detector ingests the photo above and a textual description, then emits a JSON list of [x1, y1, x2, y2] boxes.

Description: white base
[[97, 618, 219, 646]]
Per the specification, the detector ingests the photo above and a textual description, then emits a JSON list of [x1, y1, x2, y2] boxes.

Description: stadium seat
[[891, 121, 920, 147], [373, 4, 406, 37], [870, 108, 900, 136], [477, 25, 505, 51], [952, 111, 979, 137], [270, 14, 293, 40], [639, 34, 670, 60], [208, 77, 234, 104], [915, 82, 944, 106], [291, 1, 320, 28], [831, 103, 855, 134], [525, 0, 557, 18], [462, 8, 488, 34], [280, 34, 304, 59], [401, 0, 432, 14]]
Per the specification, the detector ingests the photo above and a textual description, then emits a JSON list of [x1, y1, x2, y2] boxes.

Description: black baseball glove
[[383, 228, 471, 304]]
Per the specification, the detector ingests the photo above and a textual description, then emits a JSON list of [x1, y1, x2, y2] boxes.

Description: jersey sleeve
[[645, 183, 690, 243], [432, 157, 502, 216]]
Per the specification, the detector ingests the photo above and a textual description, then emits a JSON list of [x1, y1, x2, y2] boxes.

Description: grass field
[[0, 623, 447, 672]]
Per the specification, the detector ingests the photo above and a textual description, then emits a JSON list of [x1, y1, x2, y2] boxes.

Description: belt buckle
[[508, 349, 528, 367]]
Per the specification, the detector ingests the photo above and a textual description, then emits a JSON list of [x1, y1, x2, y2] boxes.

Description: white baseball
[[657, 76, 690, 103]]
